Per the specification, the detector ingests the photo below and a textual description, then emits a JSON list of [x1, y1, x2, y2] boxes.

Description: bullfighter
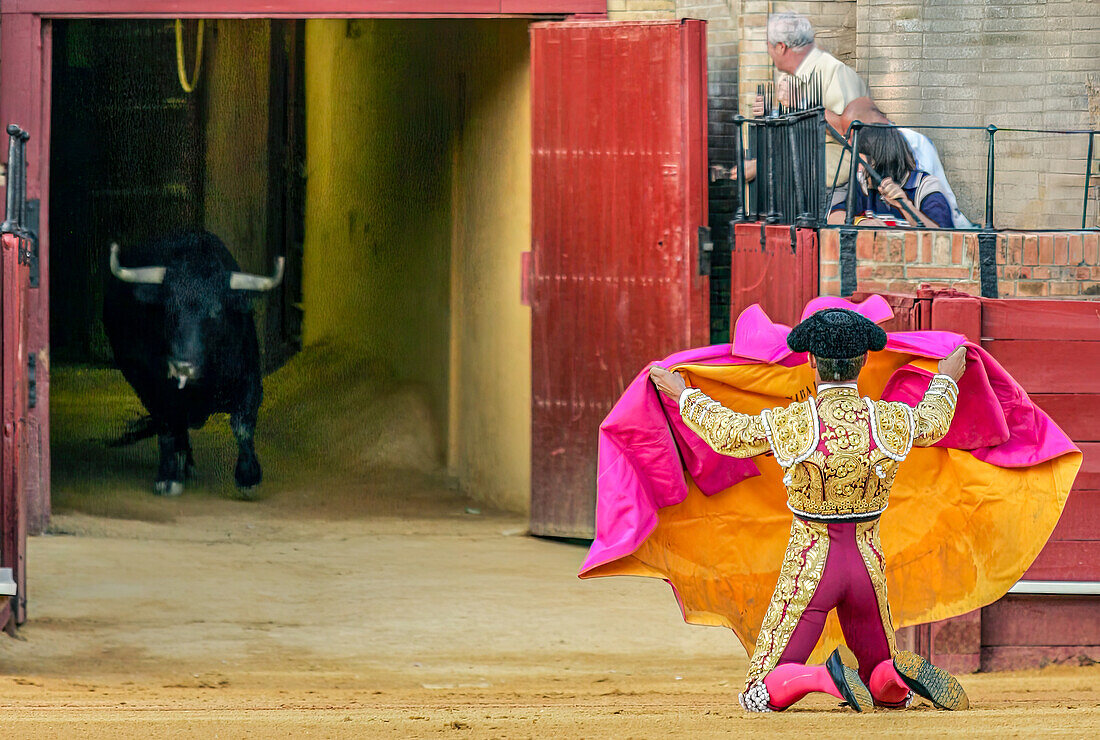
[[580, 297, 1078, 715], [648, 308, 967, 711]]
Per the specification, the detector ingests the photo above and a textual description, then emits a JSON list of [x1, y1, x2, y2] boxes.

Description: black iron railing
[[720, 76, 828, 227], [0, 124, 38, 288], [722, 103, 1100, 299]]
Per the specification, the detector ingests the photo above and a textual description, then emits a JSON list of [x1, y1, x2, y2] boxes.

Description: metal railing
[[721, 103, 1100, 298], [0, 124, 38, 289], [1, 124, 30, 237], [721, 76, 829, 227], [724, 103, 1100, 231], [837, 121, 1099, 231]]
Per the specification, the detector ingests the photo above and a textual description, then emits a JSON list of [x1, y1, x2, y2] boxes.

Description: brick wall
[[820, 228, 1100, 298], [667, 0, 1099, 230], [781, 0, 858, 64], [854, 0, 1100, 230]]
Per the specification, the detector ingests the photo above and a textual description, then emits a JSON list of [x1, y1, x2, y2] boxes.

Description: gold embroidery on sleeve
[[680, 389, 771, 458], [913, 374, 958, 447]]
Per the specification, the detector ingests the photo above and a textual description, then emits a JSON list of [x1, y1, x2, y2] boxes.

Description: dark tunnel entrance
[[44, 18, 535, 523], [49, 19, 304, 370]]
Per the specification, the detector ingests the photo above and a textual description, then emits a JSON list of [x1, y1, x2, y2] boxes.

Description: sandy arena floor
[[1, 497, 1097, 738], [6, 361, 1095, 738]]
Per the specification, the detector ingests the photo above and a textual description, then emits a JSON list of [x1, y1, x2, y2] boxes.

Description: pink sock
[[869, 659, 911, 706], [762, 663, 842, 710]]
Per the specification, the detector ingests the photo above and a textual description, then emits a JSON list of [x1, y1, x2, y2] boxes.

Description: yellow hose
[[174, 19, 204, 94]]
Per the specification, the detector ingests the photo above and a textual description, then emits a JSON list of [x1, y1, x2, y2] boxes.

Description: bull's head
[[110, 242, 284, 389]]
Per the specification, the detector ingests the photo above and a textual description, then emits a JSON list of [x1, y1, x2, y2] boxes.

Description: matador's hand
[[649, 365, 688, 400], [938, 346, 967, 382]]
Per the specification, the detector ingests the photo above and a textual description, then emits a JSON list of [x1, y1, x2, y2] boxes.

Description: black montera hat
[[786, 308, 888, 359]]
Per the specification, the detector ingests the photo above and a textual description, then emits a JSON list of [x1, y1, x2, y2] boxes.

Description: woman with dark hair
[[828, 125, 953, 228]]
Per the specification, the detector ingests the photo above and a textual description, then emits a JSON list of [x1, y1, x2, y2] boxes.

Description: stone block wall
[[853, 0, 1100, 230], [663, 0, 1100, 230], [675, 1, 742, 340], [819, 228, 1100, 299], [606, 0, 676, 20]]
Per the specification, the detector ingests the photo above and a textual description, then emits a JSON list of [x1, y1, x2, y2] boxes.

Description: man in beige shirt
[[752, 11, 868, 187]]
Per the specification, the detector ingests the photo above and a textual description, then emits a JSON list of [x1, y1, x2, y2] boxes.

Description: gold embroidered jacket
[[680, 375, 959, 520]]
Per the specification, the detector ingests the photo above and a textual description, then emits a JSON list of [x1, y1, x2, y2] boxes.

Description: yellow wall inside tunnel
[[304, 19, 456, 438], [303, 19, 531, 512], [446, 21, 532, 515]]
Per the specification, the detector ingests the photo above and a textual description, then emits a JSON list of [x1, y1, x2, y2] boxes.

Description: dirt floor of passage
[[8, 362, 1096, 737]]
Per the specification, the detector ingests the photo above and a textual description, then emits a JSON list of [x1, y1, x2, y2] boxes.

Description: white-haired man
[[755, 11, 869, 188], [743, 12, 972, 226]]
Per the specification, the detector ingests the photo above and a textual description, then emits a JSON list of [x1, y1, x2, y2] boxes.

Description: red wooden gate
[[0, 126, 33, 627], [529, 19, 709, 537], [930, 294, 1100, 584], [0, 230, 29, 628], [731, 223, 818, 329]]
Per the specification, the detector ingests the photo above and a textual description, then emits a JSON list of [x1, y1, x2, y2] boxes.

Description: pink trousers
[[763, 521, 910, 709], [777, 521, 892, 684]]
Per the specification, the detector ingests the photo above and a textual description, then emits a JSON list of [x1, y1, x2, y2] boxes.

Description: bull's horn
[[109, 243, 166, 284], [229, 256, 285, 292]]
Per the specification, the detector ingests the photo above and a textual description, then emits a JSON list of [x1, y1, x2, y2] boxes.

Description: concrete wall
[[302, 19, 532, 511], [303, 20, 458, 448], [447, 21, 532, 513]]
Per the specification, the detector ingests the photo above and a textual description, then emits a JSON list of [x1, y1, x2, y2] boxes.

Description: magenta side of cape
[[580, 301, 1078, 576], [589, 343, 760, 571]]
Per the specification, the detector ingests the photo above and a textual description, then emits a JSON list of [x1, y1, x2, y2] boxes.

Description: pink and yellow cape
[[580, 296, 1080, 657]]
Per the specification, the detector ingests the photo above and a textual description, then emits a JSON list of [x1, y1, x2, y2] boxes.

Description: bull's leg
[[154, 428, 185, 497], [230, 410, 262, 495]]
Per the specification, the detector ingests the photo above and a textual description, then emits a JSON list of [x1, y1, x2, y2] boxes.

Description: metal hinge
[[22, 199, 39, 287], [697, 226, 713, 276], [27, 353, 36, 409]]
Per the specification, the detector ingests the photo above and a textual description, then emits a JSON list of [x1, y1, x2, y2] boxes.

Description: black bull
[[103, 230, 284, 497]]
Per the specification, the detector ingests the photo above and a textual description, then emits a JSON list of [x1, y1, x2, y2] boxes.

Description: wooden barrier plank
[[981, 645, 1100, 672], [981, 299, 1100, 341], [1031, 394, 1100, 441], [851, 291, 922, 332], [1075, 443, 1100, 491], [981, 340, 1100, 394], [1024, 540, 1100, 580], [982, 595, 1100, 646], [1048, 490, 1100, 541], [932, 295, 981, 341]]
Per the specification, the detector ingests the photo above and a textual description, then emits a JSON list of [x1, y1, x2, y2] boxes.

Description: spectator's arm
[[879, 177, 940, 229]]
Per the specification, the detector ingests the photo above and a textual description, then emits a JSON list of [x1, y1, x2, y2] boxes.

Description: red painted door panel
[[0, 231, 29, 627], [921, 293, 1100, 582], [529, 19, 708, 537], [730, 223, 818, 329]]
